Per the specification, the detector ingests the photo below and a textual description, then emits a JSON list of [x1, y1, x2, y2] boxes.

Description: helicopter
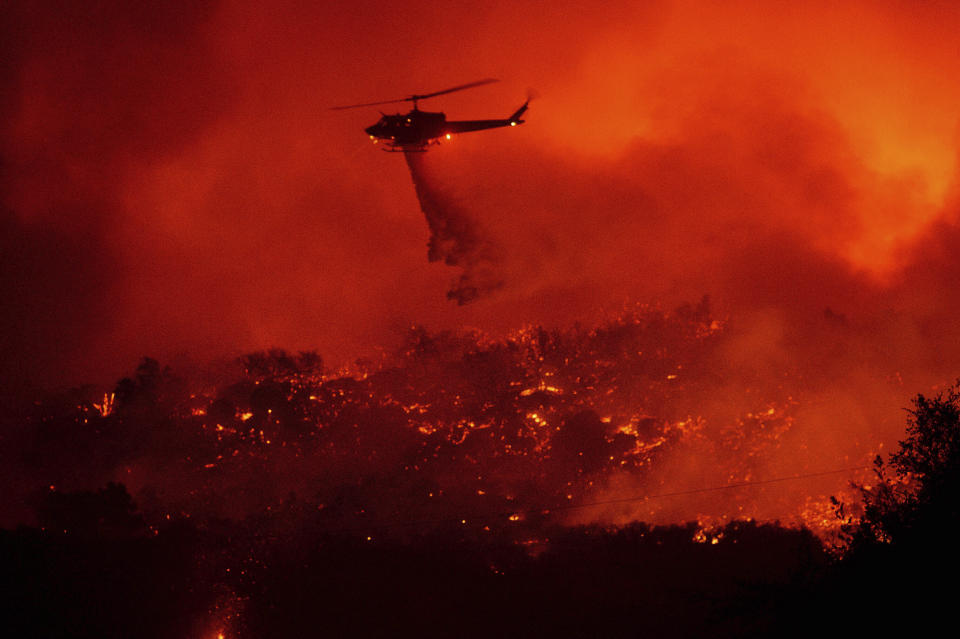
[[332, 78, 528, 151]]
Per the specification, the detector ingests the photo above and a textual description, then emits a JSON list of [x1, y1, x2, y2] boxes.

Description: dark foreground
[[3, 506, 822, 639], [3, 498, 955, 639]]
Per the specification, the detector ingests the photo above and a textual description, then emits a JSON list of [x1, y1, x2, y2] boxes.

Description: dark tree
[[815, 382, 960, 637], [35, 482, 145, 539], [843, 381, 960, 552]]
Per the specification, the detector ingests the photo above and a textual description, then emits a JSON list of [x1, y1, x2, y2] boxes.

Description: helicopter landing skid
[[383, 142, 434, 153]]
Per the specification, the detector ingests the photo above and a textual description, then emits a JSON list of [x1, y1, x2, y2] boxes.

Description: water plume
[[404, 150, 505, 304]]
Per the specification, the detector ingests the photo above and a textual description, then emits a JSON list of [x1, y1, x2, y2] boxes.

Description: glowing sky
[[3, 0, 959, 389]]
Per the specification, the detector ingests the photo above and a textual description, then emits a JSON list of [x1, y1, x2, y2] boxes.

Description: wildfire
[[19, 303, 878, 548]]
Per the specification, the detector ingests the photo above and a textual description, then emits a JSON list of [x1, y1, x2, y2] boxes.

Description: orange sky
[[2, 0, 959, 390]]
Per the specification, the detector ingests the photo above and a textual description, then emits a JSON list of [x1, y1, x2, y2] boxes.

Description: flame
[[520, 383, 563, 397], [92, 392, 115, 417]]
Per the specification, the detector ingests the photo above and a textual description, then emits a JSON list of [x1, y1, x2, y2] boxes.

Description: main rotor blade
[[410, 78, 499, 101], [330, 97, 410, 111], [330, 78, 499, 110]]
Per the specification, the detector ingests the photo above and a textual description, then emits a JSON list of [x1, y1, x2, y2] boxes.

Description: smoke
[[0, 0, 232, 388], [403, 150, 505, 303], [385, 53, 960, 529]]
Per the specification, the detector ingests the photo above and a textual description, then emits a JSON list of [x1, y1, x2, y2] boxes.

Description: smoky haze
[[3, 0, 960, 470]]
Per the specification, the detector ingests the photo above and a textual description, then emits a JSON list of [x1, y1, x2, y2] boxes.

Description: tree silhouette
[[35, 482, 145, 539], [818, 382, 960, 637], [842, 381, 960, 552]]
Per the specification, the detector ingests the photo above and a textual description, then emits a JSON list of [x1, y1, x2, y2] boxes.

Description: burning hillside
[[4, 300, 884, 540]]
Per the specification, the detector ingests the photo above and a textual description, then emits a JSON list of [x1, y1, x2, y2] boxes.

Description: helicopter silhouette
[[332, 78, 528, 151]]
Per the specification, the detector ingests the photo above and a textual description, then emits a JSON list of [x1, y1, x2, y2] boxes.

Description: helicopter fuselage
[[365, 109, 446, 148], [364, 102, 527, 151]]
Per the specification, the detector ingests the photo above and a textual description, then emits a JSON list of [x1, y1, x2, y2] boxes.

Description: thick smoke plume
[[4, 0, 960, 392], [404, 151, 504, 303]]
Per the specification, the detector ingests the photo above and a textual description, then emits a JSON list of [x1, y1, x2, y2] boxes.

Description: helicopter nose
[[364, 125, 378, 137]]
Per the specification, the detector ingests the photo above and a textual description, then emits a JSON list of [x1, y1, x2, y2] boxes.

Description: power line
[[543, 465, 872, 514], [326, 465, 872, 536]]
